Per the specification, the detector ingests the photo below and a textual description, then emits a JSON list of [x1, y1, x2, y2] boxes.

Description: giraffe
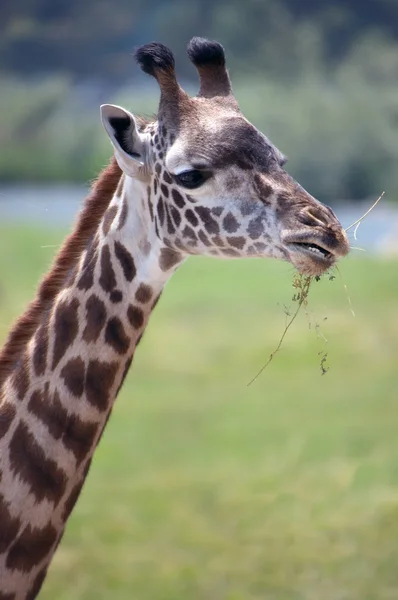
[[0, 38, 349, 599]]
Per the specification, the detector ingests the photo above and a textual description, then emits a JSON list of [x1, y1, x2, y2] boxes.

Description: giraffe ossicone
[[0, 37, 349, 599]]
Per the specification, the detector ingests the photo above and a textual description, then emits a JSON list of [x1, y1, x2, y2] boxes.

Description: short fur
[[0, 157, 122, 393]]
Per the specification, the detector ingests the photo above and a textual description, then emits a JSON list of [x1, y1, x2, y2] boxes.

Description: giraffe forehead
[[165, 116, 282, 173]]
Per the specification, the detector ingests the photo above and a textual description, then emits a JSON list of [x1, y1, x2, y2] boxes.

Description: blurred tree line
[[1, 0, 398, 201], [1, 0, 398, 82]]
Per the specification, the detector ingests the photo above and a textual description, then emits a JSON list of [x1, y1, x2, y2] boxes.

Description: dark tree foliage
[[0, 0, 397, 82]]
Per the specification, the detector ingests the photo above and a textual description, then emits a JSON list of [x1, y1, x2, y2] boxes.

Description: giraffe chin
[[286, 244, 337, 277]]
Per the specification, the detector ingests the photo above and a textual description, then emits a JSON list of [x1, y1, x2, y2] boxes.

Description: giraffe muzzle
[[281, 227, 349, 276]]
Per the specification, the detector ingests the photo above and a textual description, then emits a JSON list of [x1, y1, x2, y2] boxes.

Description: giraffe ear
[[100, 104, 147, 175]]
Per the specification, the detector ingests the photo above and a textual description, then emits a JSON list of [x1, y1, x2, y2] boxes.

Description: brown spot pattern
[[0, 158, 122, 399], [110, 290, 123, 303], [135, 283, 153, 304], [198, 230, 211, 247], [6, 523, 58, 572], [62, 480, 84, 521], [253, 241, 267, 252], [0, 402, 16, 440], [185, 208, 199, 227], [117, 198, 128, 230], [253, 173, 273, 202], [154, 217, 160, 239], [127, 305, 144, 329], [241, 201, 255, 217], [28, 386, 96, 464], [12, 353, 30, 401], [211, 207, 223, 217], [60, 357, 85, 397], [223, 212, 240, 233], [148, 198, 154, 223], [194, 206, 220, 234], [151, 293, 162, 311], [116, 355, 134, 396], [222, 248, 240, 257], [248, 216, 264, 239], [28, 386, 64, 440], [172, 189, 185, 208], [227, 236, 246, 250], [85, 360, 118, 411], [174, 238, 186, 251], [115, 174, 125, 197], [182, 225, 197, 242], [102, 205, 118, 236], [157, 198, 165, 226], [163, 171, 172, 184], [170, 206, 181, 227], [83, 295, 107, 343], [114, 241, 136, 282], [105, 318, 130, 355], [159, 248, 182, 272], [9, 421, 67, 505], [33, 324, 48, 377], [61, 416, 97, 466], [0, 493, 21, 552], [166, 207, 176, 235], [99, 244, 116, 293], [27, 567, 48, 600], [52, 298, 79, 370], [77, 242, 97, 291], [82, 456, 92, 479], [212, 235, 225, 247]]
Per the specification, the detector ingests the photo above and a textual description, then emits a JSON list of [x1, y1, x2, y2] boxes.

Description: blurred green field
[[1, 224, 398, 600]]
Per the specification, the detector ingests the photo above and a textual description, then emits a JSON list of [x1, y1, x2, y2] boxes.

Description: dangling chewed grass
[[1, 220, 398, 600], [247, 274, 313, 386], [248, 192, 386, 385]]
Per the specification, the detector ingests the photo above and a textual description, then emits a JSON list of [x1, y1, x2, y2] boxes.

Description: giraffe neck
[[0, 173, 182, 599]]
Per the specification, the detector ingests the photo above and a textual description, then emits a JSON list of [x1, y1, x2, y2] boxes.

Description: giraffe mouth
[[281, 232, 340, 275], [285, 241, 336, 275], [290, 241, 332, 260]]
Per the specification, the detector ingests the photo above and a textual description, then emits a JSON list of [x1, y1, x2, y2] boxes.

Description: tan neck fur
[[0, 164, 180, 599]]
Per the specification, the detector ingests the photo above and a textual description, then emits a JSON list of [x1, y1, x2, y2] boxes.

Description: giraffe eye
[[173, 170, 209, 189]]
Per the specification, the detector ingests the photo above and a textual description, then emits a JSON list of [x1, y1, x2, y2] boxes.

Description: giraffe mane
[[0, 156, 122, 393]]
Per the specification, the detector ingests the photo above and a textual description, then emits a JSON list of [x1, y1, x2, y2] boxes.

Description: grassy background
[[1, 224, 398, 599]]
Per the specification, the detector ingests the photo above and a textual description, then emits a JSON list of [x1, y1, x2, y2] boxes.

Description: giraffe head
[[101, 38, 349, 276]]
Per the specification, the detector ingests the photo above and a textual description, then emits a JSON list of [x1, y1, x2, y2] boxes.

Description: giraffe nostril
[[300, 208, 326, 227], [299, 212, 317, 227]]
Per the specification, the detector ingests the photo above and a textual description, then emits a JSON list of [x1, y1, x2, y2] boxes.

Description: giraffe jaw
[[286, 242, 335, 275], [281, 232, 345, 276]]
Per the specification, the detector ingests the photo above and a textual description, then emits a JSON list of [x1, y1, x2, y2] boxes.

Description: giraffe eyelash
[[173, 169, 211, 189]]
